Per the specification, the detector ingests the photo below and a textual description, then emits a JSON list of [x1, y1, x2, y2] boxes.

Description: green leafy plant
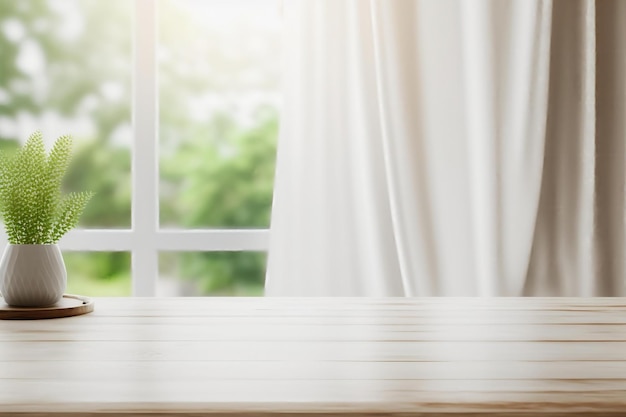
[[0, 131, 93, 244]]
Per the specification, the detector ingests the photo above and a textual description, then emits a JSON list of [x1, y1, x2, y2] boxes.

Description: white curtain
[[265, 0, 626, 296]]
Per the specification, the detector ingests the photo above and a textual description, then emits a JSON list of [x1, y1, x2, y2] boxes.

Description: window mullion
[[156, 230, 269, 251], [132, 0, 159, 296]]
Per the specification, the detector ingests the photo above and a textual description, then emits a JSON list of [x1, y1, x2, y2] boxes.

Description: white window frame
[[3, 0, 271, 296]]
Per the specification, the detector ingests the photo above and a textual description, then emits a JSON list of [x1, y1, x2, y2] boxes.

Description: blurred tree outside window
[[0, 0, 280, 296]]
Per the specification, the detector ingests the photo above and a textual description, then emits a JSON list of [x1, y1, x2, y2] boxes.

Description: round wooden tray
[[0, 294, 94, 320]]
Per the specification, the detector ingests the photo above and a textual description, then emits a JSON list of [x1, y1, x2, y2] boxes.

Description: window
[[0, 0, 281, 296]]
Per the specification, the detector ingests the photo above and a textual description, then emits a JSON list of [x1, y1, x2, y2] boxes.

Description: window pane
[[159, 0, 281, 229], [0, 0, 132, 228], [158, 251, 266, 296], [64, 252, 131, 296]]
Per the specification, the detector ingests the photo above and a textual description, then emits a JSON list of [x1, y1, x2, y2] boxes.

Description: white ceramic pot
[[0, 244, 67, 307]]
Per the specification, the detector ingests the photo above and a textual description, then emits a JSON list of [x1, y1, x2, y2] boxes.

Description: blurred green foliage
[[0, 0, 278, 295]]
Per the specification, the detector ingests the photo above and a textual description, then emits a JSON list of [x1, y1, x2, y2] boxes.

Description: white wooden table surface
[[2, 297, 626, 416]]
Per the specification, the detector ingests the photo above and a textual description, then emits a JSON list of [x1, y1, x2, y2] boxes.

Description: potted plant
[[0, 131, 93, 307]]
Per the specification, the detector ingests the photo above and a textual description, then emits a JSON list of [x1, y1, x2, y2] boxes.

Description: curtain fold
[[266, 0, 626, 296]]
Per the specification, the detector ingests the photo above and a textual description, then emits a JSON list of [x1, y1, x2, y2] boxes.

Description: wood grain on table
[[1, 297, 626, 416]]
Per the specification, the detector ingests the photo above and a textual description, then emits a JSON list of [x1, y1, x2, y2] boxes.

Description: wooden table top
[[1, 297, 626, 416]]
